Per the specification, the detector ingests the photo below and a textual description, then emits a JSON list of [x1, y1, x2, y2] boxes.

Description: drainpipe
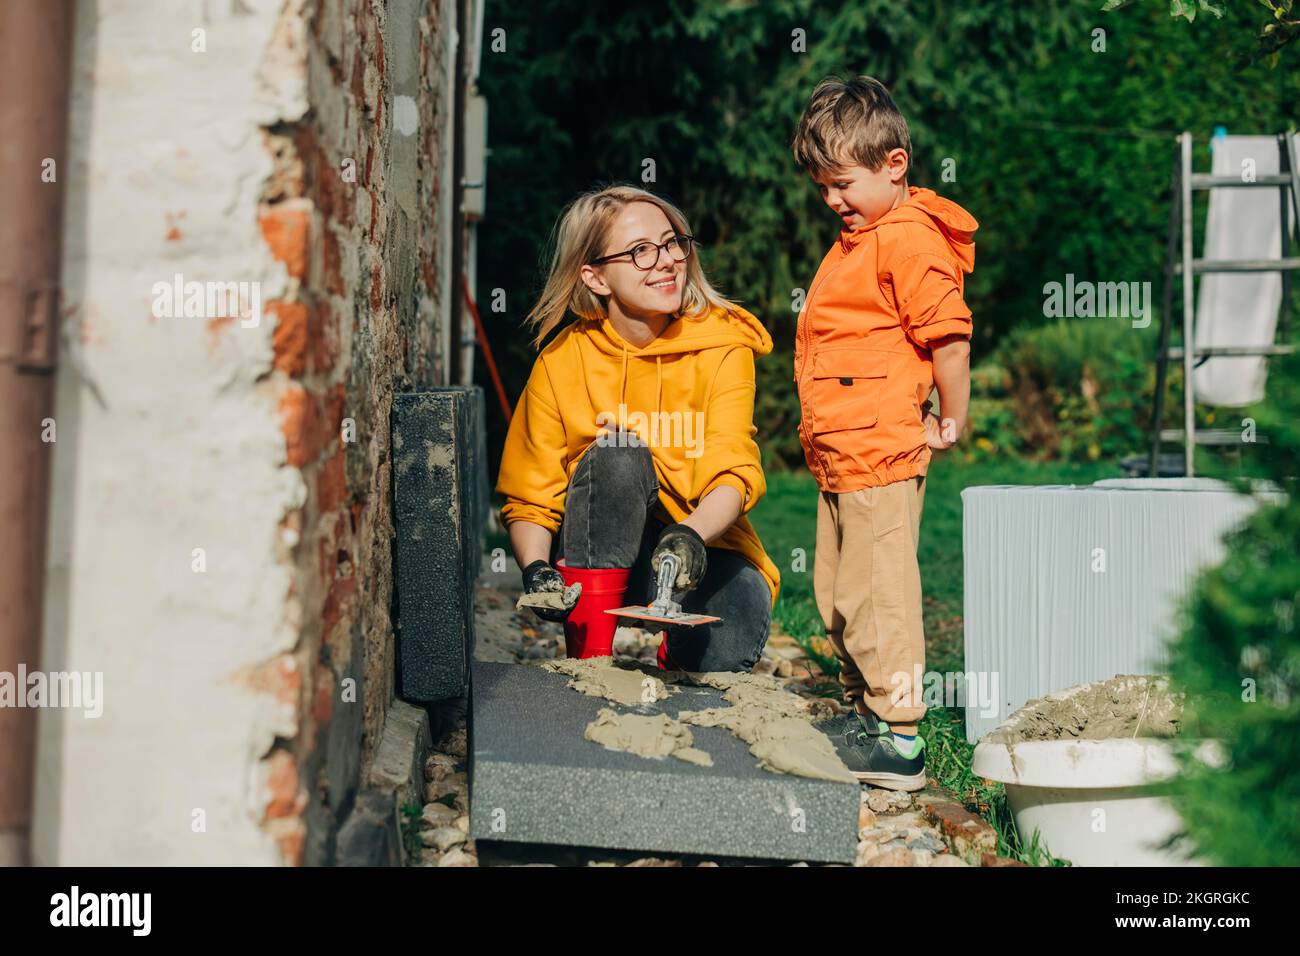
[[0, 1, 75, 867]]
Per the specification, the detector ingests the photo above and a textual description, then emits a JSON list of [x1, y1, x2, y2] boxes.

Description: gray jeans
[[551, 438, 772, 672]]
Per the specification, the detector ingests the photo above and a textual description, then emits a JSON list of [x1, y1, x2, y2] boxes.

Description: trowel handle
[[655, 551, 680, 597]]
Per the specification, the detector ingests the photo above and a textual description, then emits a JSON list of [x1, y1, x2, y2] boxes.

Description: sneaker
[[829, 710, 927, 791]]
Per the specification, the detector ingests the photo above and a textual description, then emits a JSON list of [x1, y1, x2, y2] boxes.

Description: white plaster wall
[[33, 0, 309, 865]]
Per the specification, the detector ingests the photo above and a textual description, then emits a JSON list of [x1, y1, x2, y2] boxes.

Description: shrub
[[1164, 348, 1300, 866], [964, 317, 1157, 463]]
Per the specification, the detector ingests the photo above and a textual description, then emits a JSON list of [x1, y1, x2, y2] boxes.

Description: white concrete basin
[[971, 679, 1221, 867]]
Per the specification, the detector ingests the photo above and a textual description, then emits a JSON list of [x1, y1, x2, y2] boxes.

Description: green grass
[[749, 455, 1120, 865]]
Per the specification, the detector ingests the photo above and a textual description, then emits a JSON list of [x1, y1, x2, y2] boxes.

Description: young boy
[[790, 76, 976, 791]]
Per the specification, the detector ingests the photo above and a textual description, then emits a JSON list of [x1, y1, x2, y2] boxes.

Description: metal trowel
[[605, 552, 721, 627]]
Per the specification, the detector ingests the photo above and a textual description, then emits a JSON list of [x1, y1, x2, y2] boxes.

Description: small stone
[[421, 826, 466, 852], [626, 857, 682, 867], [877, 810, 925, 831], [858, 827, 891, 846], [421, 803, 458, 827], [696, 861, 719, 867], [866, 789, 894, 813], [425, 771, 468, 804], [855, 841, 881, 866], [424, 753, 457, 782], [776, 659, 794, 678], [981, 853, 1028, 868], [437, 847, 478, 867], [858, 805, 877, 831], [906, 831, 947, 854], [929, 854, 971, 867], [805, 697, 841, 720], [454, 813, 470, 834], [753, 658, 777, 675], [864, 847, 917, 867], [438, 727, 468, 758]]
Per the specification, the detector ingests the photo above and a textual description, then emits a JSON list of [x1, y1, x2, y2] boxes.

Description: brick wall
[[35, 0, 457, 865], [260, 0, 455, 865]]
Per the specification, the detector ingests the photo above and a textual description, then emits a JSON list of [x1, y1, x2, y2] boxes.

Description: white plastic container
[[971, 680, 1218, 867]]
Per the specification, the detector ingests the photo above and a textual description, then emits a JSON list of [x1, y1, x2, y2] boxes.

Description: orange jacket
[[795, 187, 977, 491], [496, 305, 781, 608]]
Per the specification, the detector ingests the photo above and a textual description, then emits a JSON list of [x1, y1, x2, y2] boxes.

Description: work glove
[[520, 559, 579, 623], [651, 523, 708, 592]]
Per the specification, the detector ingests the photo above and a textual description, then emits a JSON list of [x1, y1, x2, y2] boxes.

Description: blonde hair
[[523, 185, 737, 349], [791, 75, 911, 176]]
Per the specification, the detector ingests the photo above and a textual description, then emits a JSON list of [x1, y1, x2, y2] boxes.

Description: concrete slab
[[468, 661, 859, 863]]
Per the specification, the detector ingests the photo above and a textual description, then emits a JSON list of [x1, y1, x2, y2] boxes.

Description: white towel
[[1192, 134, 1297, 408]]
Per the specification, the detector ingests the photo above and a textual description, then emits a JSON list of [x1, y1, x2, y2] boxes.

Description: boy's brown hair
[[791, 75, 912, 176]]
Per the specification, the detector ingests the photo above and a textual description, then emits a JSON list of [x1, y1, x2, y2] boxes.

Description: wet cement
[[985, 674, 1182, 744], [515, 583, 581, 614], [585, 707, 714, 767], [542, 657, 671, 706], [541, 657, 854, 783]]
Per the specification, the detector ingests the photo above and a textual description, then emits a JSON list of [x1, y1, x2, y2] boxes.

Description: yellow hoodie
[[496, 304, 781, 608]]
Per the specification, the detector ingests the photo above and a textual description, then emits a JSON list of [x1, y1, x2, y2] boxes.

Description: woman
[[495, 185, 780, 671]]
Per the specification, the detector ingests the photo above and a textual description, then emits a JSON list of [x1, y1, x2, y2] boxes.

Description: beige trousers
[[814, 475, 927, 735]]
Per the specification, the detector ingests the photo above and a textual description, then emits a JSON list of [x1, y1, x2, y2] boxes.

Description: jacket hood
[[840, 186, 977, 273]]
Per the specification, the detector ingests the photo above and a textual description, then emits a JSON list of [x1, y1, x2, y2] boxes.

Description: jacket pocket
[[807, 348, 891, 435]]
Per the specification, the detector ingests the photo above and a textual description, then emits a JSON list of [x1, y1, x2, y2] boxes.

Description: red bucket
[[555, 559, 630, 659]]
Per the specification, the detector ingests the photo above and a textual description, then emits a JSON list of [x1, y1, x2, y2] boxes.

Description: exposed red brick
[[323, 383, 346, 432], [322, 227, 345, 296], [280, 385, 325, 467], [317, 445, 348, 513], [264, 750, 303, 820], [922, 799, 999, 862], [259, 206, 310, 279], [369, 266, 382, 314], [311, 666, 334, 728], [232, 654, 302, 713], [269, 301, 309, 376], [306, 299, 329, 373]]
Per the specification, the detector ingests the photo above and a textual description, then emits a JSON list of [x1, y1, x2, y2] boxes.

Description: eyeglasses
[[590, 234, 696, 271]]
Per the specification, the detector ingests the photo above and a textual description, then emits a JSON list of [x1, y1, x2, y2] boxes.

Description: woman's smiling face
[[581, 201, 685, 318]]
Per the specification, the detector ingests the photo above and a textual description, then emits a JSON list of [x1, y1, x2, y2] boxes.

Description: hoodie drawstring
[[655, 355, 662, 416], [620, 342, 628, 407]]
